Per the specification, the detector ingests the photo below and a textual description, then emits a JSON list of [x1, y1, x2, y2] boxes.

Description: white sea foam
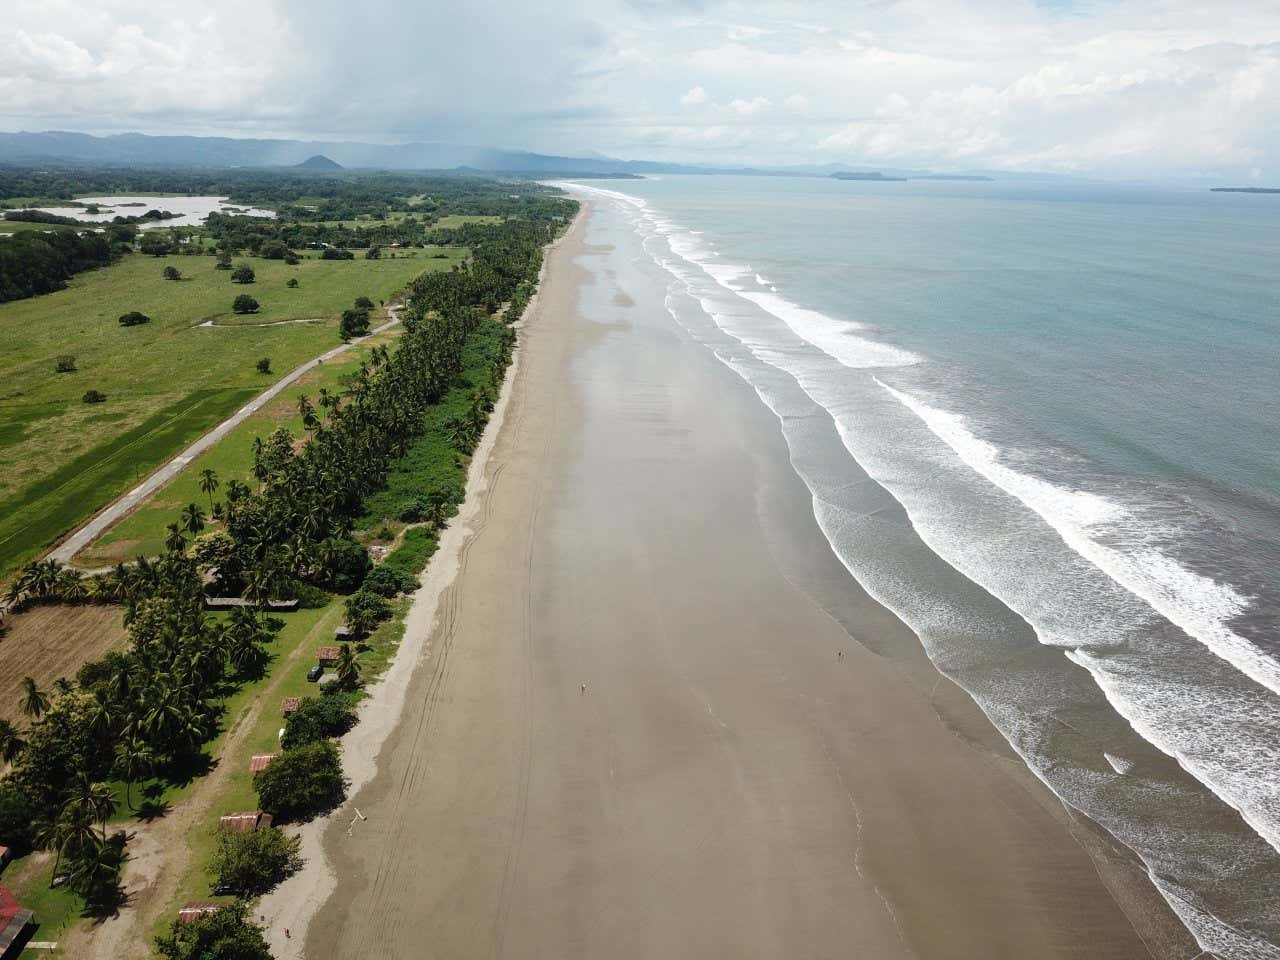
[[875, 381, 1279, 704], [755, 273, 769, 285]]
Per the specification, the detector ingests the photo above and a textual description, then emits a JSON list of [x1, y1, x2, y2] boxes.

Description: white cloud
[[2, 0, 1280, 178], [681, 85, 710, 107]]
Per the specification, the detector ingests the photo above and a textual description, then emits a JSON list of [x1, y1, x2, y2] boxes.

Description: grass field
[[0, 246, 465, 578], [78, 329, 402, 566], [0, 220, 83, 234]]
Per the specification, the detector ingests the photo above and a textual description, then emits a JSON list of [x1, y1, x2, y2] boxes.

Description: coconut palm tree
[[35, 815, 75, 884], [0, 719, 26, 764], [180, 502, 206, 537], [335, 643, 361, 691], [19, 676, 50, 719], [65, 775, 117, 834], [114, 737, 155, 810], [163, 523, 187, 555], [198, 467, 220, 510]]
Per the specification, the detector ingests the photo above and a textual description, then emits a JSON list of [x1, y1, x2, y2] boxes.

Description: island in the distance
[[1211, 187, 1280, 194], [830, 172, 994, 182]]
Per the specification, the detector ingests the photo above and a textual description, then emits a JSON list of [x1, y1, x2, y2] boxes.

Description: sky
[[3, 0, 1280, 179]]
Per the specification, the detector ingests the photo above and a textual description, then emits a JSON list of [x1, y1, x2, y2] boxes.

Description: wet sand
[[298, 200, 1159, 958]]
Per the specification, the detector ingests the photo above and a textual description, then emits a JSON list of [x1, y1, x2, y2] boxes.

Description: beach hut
[[281, 697, 301, 715], [177, 902, 222, 923], [316, 645, 340, 666], [0, 888, 33, 959], [219, 812, 273, 833], [333, 625, 352, 639], [248, 754, 277, 774]]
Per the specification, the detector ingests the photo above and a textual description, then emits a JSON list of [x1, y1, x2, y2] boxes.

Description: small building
[[204, 597, 299, 611], [219, 812, 273, 833], [248, 754, 277, 774], [317, 673, 339, 687], [333, 625, 352, 639], [281, 697, 301, 715], [177, 902, 222, 923], [0, 888, 33, 958], [316, 646, 340, 666]]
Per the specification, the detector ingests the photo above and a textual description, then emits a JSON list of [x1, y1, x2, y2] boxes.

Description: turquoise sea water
[[563, 176, 1280, 957]]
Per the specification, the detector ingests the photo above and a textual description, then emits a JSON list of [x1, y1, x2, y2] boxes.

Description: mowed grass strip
[[0, 247, 465, 577], [79, 330, 402, 566]]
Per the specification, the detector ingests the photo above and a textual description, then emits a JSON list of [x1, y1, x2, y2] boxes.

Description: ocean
[[559, 176, 1280, 958]]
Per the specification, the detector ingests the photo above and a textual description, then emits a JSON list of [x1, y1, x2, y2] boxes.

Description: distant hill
[[1210, 187, 1280, 194], [295, 154, 342, 170]]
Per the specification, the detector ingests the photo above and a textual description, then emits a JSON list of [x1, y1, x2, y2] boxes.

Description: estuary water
[[560, 176, 1280, 957]]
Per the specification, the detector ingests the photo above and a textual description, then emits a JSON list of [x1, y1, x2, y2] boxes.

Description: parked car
[[307, 664, 323, 682]]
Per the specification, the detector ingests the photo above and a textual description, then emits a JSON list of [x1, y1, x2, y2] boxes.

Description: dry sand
[[267, 200, 1161, 959]]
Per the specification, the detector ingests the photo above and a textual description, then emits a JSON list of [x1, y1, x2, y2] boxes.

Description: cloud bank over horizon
[[3, 0, 1280, 179]]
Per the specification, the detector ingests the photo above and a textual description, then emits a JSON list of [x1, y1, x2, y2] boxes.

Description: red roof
[[316, 646, 340, 662], [249, 754, 277, 774], [219, 812, 273, 832], [178, 902, 222, 923], [0, 888, 20, 924], [282, 697, 301, 714]]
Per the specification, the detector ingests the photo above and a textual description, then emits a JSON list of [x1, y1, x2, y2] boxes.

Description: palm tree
[[66, 775, 117, 834], [199, 467, 220, 510], [335, 643, 361, 691], [180, 502, 206, 536], [34, 816, 75, 884], [114, 737, 155, 810], [19, 676, 50, 720], [0, 719, 26, 764], [164, 523, 187, 555]]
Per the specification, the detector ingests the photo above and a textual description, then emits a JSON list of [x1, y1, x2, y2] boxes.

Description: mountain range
[[0, 130, 1016, 181]]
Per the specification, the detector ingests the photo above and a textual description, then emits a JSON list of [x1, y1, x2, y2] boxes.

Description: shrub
[[362, 564, 418, 598], [233, 295, 260, 315], [214, 251, 232, 270], [139, 232, 172, 257], [339, 308, 370, 340], [254, 740, 346, 821], [354, 296, 375, 310], [163, 265, 182, 280], [255, 357, 271, 374], [230, 264, 255, 284], [286, 277, 299, 288], [281, 695, 357, 750], [0, 782, 38, 853], [285, 254, 300, 266], [82, 389, 107, 404], [364, 246, 381, 260], [118, 311, 151, 326], [320, 247, 354, 261], [210, 826, 302, 896], [155, 900, 271, 960], [55, 355, 76, 373], [258, 240, 290, 261]]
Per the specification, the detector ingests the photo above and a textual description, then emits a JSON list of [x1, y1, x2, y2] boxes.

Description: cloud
[[1, 0, 1279, 178], [681, 85, 710, 107]]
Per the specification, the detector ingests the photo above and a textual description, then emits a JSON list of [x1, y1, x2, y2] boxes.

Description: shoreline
[[256, 206, 587, 958], [287, 193, 1169, 958]]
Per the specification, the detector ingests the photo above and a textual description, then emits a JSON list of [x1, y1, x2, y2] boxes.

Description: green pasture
[[0, 246, 463, 578]]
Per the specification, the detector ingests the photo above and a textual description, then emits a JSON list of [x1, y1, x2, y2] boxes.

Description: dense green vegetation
[[0, 229, 117, 302], [0, 183, 577, 950]]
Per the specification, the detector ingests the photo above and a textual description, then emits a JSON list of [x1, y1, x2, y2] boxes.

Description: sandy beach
[[265, 198, 1173, 959]]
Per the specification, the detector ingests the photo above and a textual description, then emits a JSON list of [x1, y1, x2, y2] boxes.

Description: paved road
[[48, 311, 401, 565]]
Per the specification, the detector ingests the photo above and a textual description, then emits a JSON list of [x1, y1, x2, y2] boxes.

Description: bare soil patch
[[0, 604, 127, 722]]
